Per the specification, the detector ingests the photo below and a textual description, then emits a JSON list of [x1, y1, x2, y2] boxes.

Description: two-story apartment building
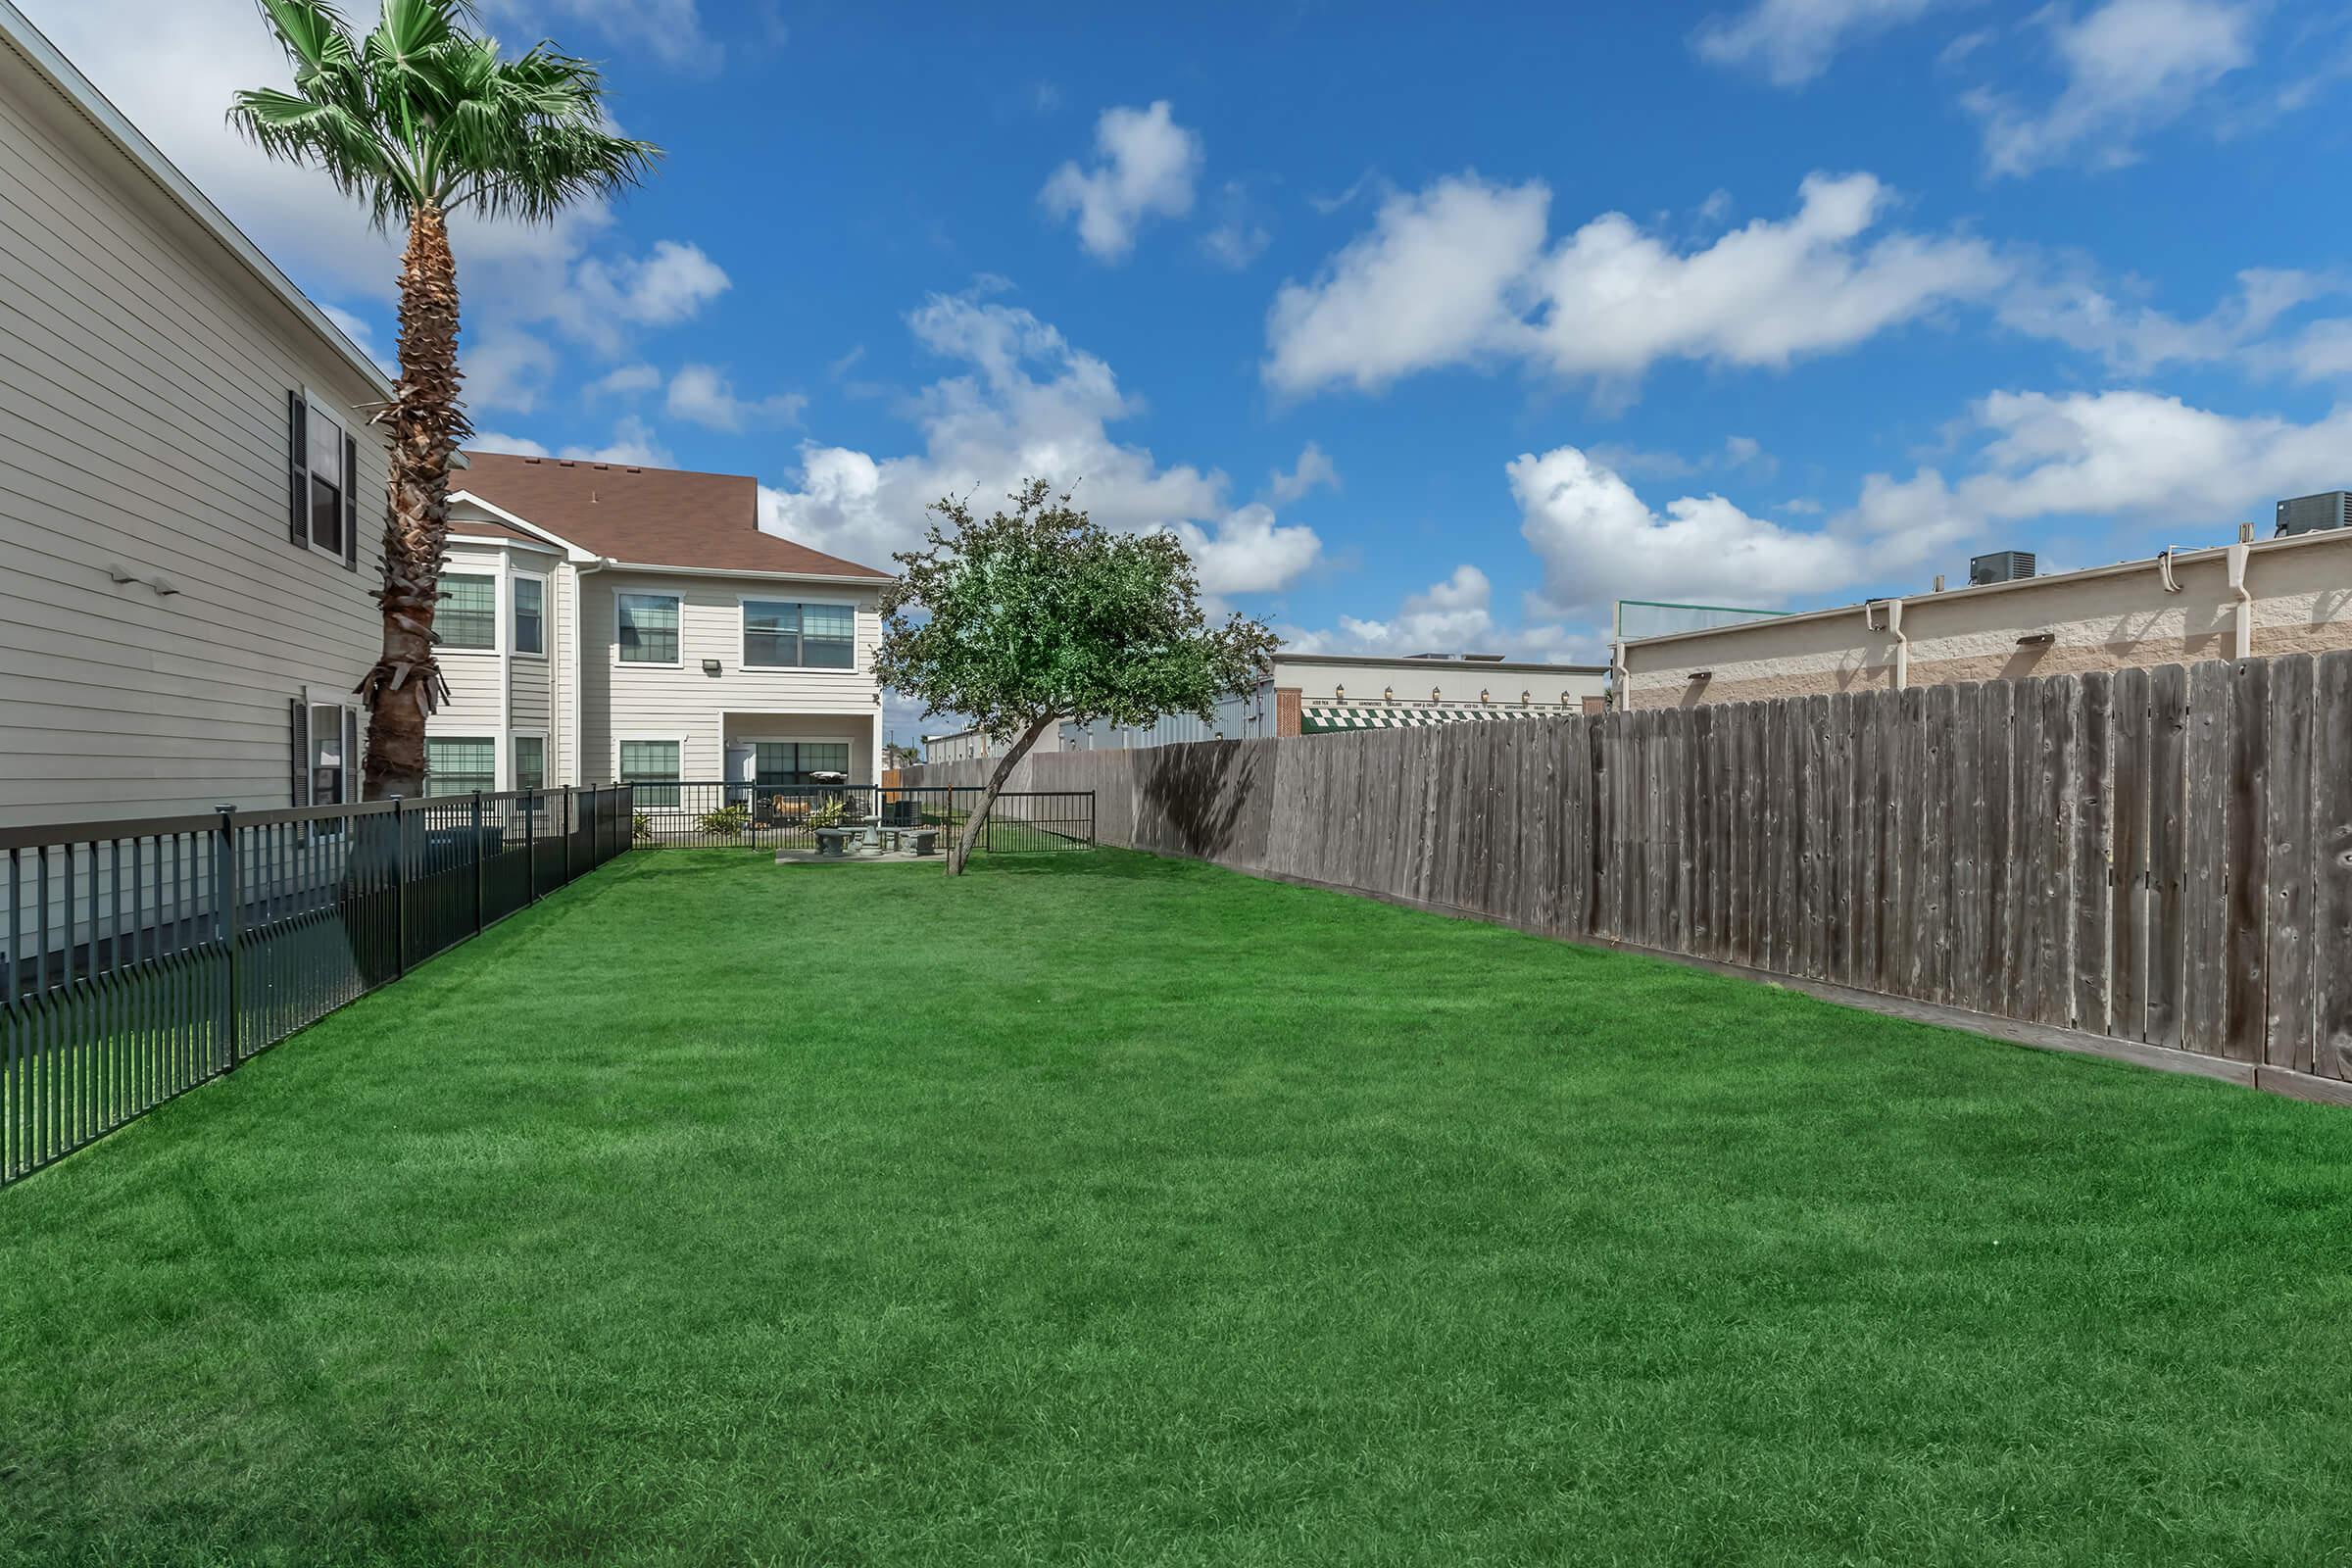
[[0, 1, 391, 829], [430, 453, 893, 798]]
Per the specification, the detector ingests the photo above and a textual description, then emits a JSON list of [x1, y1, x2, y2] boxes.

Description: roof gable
[[456, 451, 891, 579]]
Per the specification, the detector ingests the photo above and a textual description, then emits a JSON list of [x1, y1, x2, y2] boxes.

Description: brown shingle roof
[[456, 451, 891, 578]]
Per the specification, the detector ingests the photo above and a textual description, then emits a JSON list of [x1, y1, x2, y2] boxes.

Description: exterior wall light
[[2016, 631, 2056, 648], [1383, 685, 1394, 703], [701, 659, 722, 676]]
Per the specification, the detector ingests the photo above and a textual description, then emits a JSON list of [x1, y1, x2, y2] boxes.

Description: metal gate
[[625, 784, 1095, 854]]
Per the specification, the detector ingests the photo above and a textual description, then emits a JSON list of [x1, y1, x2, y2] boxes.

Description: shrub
[[807, 798, 847, 830], [632, 811, 654, 841], [699, 804, 751, 835]]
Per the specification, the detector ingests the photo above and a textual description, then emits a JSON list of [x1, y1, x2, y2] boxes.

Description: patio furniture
[[813, 827, 856, 857]]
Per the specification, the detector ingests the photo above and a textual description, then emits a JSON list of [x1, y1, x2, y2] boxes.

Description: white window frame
[[302, 690, 363, 807], [424, 734, 501, 798], [736, 593, 861, 672], [614, 590, 685, 668], [512, 570, 549, 660], [436, 569, 503, 656], [737, 732, 859, 786], [614, 734, 689, 804], [303, 396, 349, 562], [510, 730, 549, 794]]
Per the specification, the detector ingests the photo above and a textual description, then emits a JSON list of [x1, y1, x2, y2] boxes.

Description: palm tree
[[230, 0, 659, 797]]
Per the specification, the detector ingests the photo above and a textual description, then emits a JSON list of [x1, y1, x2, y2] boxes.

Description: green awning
[[1300, 705, 1572, 733]]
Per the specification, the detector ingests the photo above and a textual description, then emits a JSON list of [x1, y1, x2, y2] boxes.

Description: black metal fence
[[629, 783, 1096, 855], [1, 786, 633, 1187]]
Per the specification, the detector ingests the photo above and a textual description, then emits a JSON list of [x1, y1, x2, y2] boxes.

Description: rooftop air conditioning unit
[[1969, 550, 2036, 586], [2276, 492, 2352, 537]]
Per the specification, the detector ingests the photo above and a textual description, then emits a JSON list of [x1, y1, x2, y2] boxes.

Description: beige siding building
[[1621, 530, 2352, 710], [0, 2, 391, 828], [434, 454, 892, 796]]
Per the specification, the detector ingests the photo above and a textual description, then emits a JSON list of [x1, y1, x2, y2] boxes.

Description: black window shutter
[[287, 391, 309, 547], [342, 431, 360, 569], [344, 709, 363, 804], [290, 699, 311, 807]]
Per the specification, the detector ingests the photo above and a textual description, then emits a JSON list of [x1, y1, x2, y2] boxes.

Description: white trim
[[445, 490, 600, 561], [423, 732, 501, 799], [435, 567, 503, 656], [509, 729, 549, 793], [512, 569, 550, 660], [613, 588, 685, 668], [736, 734, 858, 784], [612, 560, 889, 586], [735, 591, 863, 672], [447, 530, 563, 555], [297, 687, 363, 808], [0, 3, 390, 399], [613, 733, 689, 799], [299, 393, 350, 563]]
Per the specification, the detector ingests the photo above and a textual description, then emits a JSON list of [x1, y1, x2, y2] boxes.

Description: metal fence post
[[523, 789, 537, 904], [214, 806, 241, 1073], [561, 786, 573, 886], [390, 796, 408, 979], [471, 790, 486, 934]]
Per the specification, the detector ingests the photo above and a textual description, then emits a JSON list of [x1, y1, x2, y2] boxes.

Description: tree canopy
[[876, 480, 1277, 746], [228, 0, 658, 233]]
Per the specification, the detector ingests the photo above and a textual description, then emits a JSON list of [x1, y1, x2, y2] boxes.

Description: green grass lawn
[[5, 850, 2351, 1566]]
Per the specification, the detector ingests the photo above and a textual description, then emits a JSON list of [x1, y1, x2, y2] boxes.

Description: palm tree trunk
[[948, 715, 1054, 875], [359, 200, 466, 799]]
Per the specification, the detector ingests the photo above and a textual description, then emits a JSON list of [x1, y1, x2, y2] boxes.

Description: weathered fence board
[[2223, 660, 2271, 1064], [2315, 652, 2352, 1080], [2182, 661, 2231, 1056], [2265, 655, 2315, 1073], [2109, 666, 2151, 1044], [2145, 662, 2191, 1049]]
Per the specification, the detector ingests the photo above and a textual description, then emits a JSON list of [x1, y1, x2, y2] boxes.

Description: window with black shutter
[[342, 431, 360, 570], [289, 699, 310, 806], [287, 390, 351, 559], [287, 391, 308, 547]]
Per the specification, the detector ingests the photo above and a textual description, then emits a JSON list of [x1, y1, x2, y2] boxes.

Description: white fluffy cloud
[[665, 365, 808, 431], [1512, 447, 1862, 618], [552, 241, 732, 354], [1268, 442, 1342, 504], [587, 363, 664, 400], [1173, 506, 1323, 596], [1996, 268, 2331, 373], [761, 291, 1322, 592], [465, 330, 562, 414], [1265, 172, 2006, 399], [1966, 0, 2259, 175], [1281, 566, 1604, 664], [1848, 389, 2352, 540], [480, 0, 723, 74], [1039, 102, 1203, 262], [1692, 0, 1954, 86], [1264, 175, 1549, 395]]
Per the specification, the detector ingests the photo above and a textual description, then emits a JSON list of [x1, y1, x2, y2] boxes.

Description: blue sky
[[30, 0, 2352, 699]]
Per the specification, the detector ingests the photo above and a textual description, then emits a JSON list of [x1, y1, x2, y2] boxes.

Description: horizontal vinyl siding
[[0, 52, 387, 828], [579, 572, 881, 782]]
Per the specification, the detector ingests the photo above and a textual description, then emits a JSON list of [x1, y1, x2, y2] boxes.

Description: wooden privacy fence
[[914, 652, 2352, 1092]]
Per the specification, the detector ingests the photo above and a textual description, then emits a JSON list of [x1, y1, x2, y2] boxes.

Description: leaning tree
[[231, 0, 659, 797], [876, 480, 1278, 875]]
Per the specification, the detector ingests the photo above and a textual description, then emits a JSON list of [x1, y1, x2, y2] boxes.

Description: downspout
[[571, 557, 613, 783], [1872, 597, 1909, 690], [1610, 601, 1628, 710], [2226, 540, 2253, 660]]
